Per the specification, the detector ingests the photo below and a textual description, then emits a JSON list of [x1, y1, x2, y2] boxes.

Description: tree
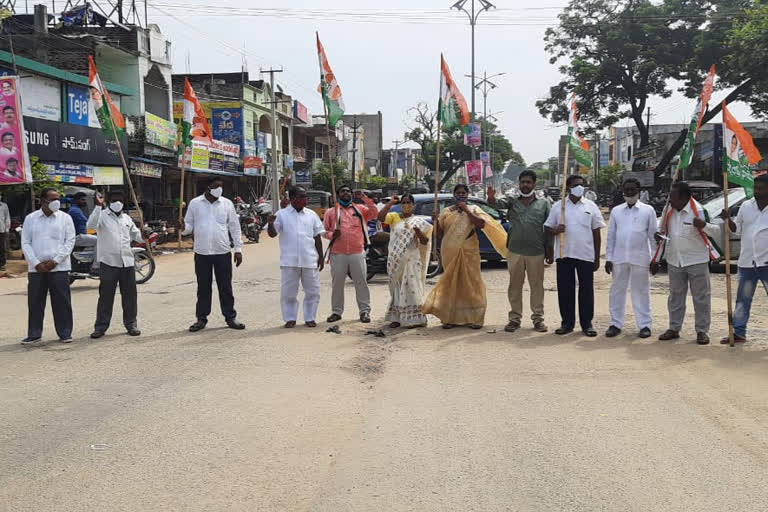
[[537, 0, 700, 147], [5, 157, 61, 198], [596, 163, 624, 189], [312, 160, 349, 193], [399, 174, 416, 189], [358, 174, 389, 190], [405, 102, 524, 189]]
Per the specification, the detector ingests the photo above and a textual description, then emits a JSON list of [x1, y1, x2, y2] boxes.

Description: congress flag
[[722, 101, 761, 197]]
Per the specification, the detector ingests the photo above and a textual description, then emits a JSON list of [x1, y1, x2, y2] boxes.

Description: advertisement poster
[[244, 156, 262, 176], [464, 123, 482, 147], [21, 75, 61, 122], [466, 160, 482, 185], [211, 107, 243, 150], [131, 161, 163, 179], [145, 112, 178, 151], [0, 77, 32, 185], [180, 139, 240, 174], [93, 166, 124, 185], [256, 132, 267, 159], [293, 100, 309, 124]]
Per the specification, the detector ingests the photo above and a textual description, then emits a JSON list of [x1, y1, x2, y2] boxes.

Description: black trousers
[[27, 271, 72, 339], [95, 263, 138, 332], [0, 232, 7, 268], [556, 257, 595, 330], [195, 253, 236, 322]]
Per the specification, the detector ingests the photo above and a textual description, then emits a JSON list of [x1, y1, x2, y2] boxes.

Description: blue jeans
[[733, 266, 768, 337]]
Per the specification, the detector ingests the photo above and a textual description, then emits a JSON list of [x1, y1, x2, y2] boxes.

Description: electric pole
[[467, 71, 504, 187], [391, 140, 404, 182], [452, 0, 496, 164], [348, 115, 363, 185], [261, 67, 283, 211]]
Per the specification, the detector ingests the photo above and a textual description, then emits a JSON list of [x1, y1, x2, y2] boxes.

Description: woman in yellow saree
[[422, 184, 508, 329]]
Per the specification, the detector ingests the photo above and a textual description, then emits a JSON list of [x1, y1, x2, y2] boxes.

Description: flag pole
[[559, 140, 570, 259], [108, 118, 152, 258], [177, 145, 187, 249], [722, 107, 735, 347], [432, 115, 443, 261]]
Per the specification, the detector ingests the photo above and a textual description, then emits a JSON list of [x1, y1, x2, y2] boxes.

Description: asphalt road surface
[[2, 237, 768, 511]]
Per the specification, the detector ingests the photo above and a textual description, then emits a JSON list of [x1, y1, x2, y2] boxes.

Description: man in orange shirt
[[323, 185, 378, 323]]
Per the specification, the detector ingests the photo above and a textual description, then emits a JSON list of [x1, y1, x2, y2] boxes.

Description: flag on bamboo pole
[[723, 101, 761, 198], [438, 54, 470, 130], [88, 56, 125, 140], [316, 33, 345, 128], [679, 65, 716, 169], [568, 94, 592, 168], [180, 77, 212, 153]]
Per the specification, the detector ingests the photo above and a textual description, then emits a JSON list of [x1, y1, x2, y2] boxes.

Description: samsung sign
[[23, 116, 127, 166], [66, 84, 90, 126]]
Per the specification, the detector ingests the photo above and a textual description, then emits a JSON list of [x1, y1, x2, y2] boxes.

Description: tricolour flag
[[438, 54, 470, 130], [88, 56, 125, 140], [723, 101, 761, 198], [316, 33, 345, 128], [180, 77, 212, 152], [568, 94, 592, 168], [679, 65, 716, 170]]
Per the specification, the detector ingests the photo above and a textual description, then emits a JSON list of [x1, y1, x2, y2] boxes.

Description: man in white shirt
[[544, 175, 606, 337], [87, 190, 144, 339], [720, 174, 768, 343], [21, 188, 76, 344], [654, 181, 720, 345], [267, 186, 325, 328], [183, 177, 245, 332], [0, 193, 9, 271], [0, 132, 17, 156], [604, 178, 659, 339]]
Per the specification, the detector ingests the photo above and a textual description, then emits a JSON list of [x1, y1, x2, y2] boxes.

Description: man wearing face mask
[[267, 186, 325, 328], [544, 175, 605, 337], [183, 178, 245, 332], [21, 188, 76, 344], [87, 190, 144, 338], [604, 178, 659, 339], [323, 185, 378, 323], [488, 170, 553, 333]]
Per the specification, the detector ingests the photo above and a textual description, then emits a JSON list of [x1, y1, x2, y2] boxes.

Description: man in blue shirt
[[69, 191, 98, 270]]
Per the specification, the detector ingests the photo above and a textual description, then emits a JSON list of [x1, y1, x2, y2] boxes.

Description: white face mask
[[570, 185, 585, 198], [47, 199, 61, 212], [209, 187, 223, 198], [109, 201, 123, 213], [519, 189, 535, 198], [624, 195, 639, 206]]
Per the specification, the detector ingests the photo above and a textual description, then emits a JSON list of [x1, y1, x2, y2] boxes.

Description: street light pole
[[452, 0, 496, 164], [466, 70, 505, 187], [391, 139, 404, 182]]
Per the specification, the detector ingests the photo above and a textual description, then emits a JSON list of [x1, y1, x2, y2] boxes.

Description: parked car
[[385, 193, 510, 263]]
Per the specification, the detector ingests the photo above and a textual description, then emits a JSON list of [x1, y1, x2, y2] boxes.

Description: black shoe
[[127, 328, 141, 337], [360, 312, 371, 323], [582, 328, 598, 337], [59, 336, 73, 344], [605, 326, 621, 338], [90, 330, 106, 339], [284, 321, 296, 328], [696, 332, 710, 345], [658, 329, 679, 341], [189, 320, 207, 332], [21, 336, 40, 345], [305, 321, 317, 328], [555, 326, 574, 335], [226, 319, 246, 330], [533, 321, 548, 333], [638, 327, 651, 339], [504, 321, 520, 333], [327, 313, 342, 323]]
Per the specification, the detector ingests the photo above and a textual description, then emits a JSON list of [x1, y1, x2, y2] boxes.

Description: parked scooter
[[234, 197, 261, 243], [69, 232, 157, 285]]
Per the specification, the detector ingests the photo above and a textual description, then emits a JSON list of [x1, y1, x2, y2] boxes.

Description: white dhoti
[[609, 262, 652, 329], [280, 267, 320, 323]]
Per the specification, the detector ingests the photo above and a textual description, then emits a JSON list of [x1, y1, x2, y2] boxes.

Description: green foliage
[[312, 160, 350, 193], [405, 102, 525, 188], [538, 0, 701, 147], [4, 157, 62, 198], [596, 164, 624, 188], [358, 175, 389, 190], [399, 174, 416, 189]]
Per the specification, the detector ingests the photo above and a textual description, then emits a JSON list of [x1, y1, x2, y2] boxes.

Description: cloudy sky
[[146, 0, 755, 166]]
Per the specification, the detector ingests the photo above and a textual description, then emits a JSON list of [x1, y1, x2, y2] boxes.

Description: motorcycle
[[9, 219, 22, 250], [234, 198, 261, 243], [69, 232, 157, 285], [254, 199, 273, 228]]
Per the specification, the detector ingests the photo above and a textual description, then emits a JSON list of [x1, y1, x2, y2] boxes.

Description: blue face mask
[[454, 195, 467, 204], [338, 197, 352, 207]]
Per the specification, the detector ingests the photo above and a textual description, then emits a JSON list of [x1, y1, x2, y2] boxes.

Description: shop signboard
[[464, 123, 482, 147], [244, 156, 262, 176], [93, 166, 124, 185], [180, 139, 241, 174], [23, 116, 127, 166], [44, 162, 94, 183], [173, 101, 241, 125], [21, 75, 61, 122], [294, 168, 311, 184], [66, 84, 90, 126], [294, 100, 308, 124], [211, 107, 243, 150], [145, 112, 178, 151], [130, 161, 163, 179], [0, 76, 32, 185]]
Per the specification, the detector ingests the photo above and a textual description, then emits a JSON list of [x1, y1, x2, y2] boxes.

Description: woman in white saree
[[378, 194, 433, 328]]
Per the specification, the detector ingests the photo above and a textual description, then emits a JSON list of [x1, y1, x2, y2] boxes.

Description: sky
[[138, 0, 756, 166]]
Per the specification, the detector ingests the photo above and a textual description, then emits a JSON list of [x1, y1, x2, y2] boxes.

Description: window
[[415, 199, 451, 216]]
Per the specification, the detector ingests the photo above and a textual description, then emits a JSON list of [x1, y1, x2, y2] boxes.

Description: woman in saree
[[377, 194, 433, 328], [422, 184, 508, 329]]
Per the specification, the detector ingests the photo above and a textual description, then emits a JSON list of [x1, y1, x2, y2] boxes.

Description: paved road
[[2, 237, 768, 511]]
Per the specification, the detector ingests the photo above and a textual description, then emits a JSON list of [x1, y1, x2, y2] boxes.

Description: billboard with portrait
[[0, 77, 31, 185]]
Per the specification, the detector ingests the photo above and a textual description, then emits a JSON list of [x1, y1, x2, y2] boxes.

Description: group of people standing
[[271, 171, 768, 345]]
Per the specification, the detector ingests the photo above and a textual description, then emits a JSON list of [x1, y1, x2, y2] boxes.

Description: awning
[[177, 167, 244, 178]]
